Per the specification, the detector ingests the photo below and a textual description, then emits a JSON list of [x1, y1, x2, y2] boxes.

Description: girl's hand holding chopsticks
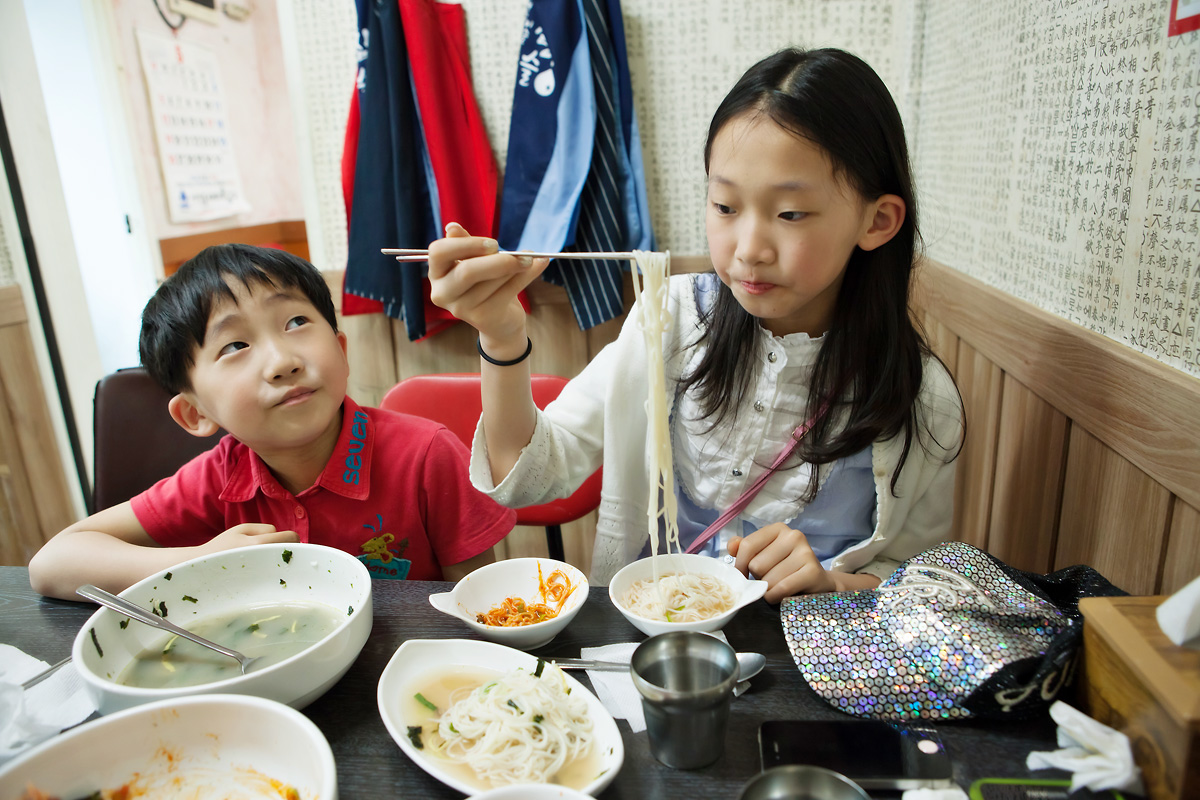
[[427, 223, 549, 357]]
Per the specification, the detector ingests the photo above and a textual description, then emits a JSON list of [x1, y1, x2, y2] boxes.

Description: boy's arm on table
[[27, 502, 297, 601]]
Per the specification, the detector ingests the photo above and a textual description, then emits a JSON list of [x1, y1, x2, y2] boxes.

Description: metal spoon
[[77, 584, 261, 675], [553, 650, 767, 681]]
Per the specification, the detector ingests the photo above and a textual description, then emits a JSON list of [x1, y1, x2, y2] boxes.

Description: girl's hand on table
[[729, 523, 882, 601], [428, 222, 549, 354], [729, 523, 835, 602]]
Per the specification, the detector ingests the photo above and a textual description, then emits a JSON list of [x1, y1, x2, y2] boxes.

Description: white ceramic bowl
[[428, 557, 588, 649], [377, 638, 623, 796], [73, 542, 372, 715], [0, 694, 337, 799], [472, 786, 597, 800], [608, 552, 769, 637]]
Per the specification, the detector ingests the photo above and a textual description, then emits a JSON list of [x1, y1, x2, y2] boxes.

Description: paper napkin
[[1156, 573, 1200, 646], [579, 631, 749, 734], [0, 644, 96, 765], [1026, 700, 1143, 794]]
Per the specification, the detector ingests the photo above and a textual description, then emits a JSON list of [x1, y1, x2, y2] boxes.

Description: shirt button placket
[[293, 505, 308, 541]]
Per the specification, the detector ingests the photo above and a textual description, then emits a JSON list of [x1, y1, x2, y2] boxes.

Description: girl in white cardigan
[[428, 48, 964, 602]]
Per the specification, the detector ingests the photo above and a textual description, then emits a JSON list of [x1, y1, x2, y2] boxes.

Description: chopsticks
[[21, 656, 72, 690], [381, 248, 639, 262]]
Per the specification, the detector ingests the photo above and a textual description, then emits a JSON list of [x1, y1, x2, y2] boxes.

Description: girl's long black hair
[[681, 47, 958, 498]]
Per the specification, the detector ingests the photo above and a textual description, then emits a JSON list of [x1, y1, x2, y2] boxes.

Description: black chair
[[90, 367, 223, 513]]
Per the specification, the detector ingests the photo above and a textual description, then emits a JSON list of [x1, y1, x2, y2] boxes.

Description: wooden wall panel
[[1161, 499, 1200, 595], [0, 353, 43, 566], [1056, 426, 1170, 595], [987, 375, 1068, 574], [918, 260, 1200, 513], [922, 313, 959, 380], [0, 286, 75, 566], [160, 220, 309, 277], [951, 342, 1003, 549]]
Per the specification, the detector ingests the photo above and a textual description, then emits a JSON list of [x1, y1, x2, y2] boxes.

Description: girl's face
[[705, 112, 897, 338]]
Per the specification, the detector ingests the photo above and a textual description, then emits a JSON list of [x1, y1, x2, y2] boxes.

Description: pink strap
[[684, 408, 823, 555]]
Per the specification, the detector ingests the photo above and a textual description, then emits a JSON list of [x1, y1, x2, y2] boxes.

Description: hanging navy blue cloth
[[552, 0, 626, 330], [344, 0, 437, 340], [498, 0, 593, 256], [499, 0, 653, 330]]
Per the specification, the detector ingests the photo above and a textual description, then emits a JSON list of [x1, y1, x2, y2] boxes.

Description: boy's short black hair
[[139, 244, 339, 394]]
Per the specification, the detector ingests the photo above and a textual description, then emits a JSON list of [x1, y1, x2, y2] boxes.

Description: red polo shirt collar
[[219, 397, 374, 503]]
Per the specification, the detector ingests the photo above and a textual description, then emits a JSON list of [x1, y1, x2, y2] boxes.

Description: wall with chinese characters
[[914, 1, 1199, 376]]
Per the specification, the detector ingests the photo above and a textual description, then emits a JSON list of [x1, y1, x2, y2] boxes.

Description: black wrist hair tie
[[477, 336, 533, 366]]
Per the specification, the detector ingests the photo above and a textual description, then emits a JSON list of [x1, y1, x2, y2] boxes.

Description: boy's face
[[171, 279, 349, 457]]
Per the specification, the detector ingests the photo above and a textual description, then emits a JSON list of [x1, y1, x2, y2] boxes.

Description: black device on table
[[759, 718, 955, 791]]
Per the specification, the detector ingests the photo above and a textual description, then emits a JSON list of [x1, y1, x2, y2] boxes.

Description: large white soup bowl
[[609, 552, 768, 637], [72, 542, 372, 715]]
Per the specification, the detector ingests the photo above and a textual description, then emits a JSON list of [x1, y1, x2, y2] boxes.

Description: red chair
[[380, 373, 602, 563]]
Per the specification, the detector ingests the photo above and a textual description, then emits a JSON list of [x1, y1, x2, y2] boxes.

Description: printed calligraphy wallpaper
[[290, 0, 1198, 377]]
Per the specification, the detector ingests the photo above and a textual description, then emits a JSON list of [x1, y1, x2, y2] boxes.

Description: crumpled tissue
[[1026, 700, 1143, 794], [579, 631, 749, 734], [0, 644, 96, 765], [1156, 573, 1200, 647]]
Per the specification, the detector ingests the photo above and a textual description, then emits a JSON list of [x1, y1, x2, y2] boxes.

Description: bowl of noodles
[[376, 638, 623, 795], [428, 558, 588, 650], [609, 553, 769, 637]]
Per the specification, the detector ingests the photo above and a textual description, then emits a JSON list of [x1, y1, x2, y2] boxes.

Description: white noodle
[[630, 250, 680, 572], [624, 251, 734, 622], [426, 662, 593, 787], [621, 572, 736, 622]]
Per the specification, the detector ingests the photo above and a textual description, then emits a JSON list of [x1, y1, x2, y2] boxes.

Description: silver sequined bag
[[781, 541, 1124, 721]]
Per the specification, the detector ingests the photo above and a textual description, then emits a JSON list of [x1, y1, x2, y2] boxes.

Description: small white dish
[[376, 638, 623, 796], [0, 694, 337, 799], [609, 552, 769, 637], [428, 557, 588, 649], [73, 542, 373, 715]]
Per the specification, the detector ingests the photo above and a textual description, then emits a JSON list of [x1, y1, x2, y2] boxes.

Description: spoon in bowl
[[76, 584, 261, 675]]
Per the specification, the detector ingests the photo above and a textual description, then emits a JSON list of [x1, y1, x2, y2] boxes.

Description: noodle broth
[[117, 602, 342, 689], [406, 666, 605, 792]]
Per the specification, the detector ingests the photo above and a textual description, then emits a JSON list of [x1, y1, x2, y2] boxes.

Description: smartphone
[[758, 718, 955, 791]]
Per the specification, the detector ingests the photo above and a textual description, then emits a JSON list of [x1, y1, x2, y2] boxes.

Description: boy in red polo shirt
[[30, 244, 516, 600]]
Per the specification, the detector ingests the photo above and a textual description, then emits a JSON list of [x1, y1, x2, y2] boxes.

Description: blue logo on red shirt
[[343, 410, 369, 485]]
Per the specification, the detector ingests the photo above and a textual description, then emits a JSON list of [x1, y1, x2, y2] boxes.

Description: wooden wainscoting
[[915, 259, 1200, 595], [0, 285, 76, 566]]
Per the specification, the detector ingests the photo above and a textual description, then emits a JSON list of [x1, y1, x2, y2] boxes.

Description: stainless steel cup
[[630, 631, 739, 769]]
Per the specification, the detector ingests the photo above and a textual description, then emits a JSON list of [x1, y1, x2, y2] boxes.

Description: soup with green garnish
[[117, 602, 342, 689]]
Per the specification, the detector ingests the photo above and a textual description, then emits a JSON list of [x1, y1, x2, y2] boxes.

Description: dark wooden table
[[0, 567, 1068, 798]]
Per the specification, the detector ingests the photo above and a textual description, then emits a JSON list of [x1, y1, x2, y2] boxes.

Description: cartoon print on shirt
[[358, 513, 411, 580]]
